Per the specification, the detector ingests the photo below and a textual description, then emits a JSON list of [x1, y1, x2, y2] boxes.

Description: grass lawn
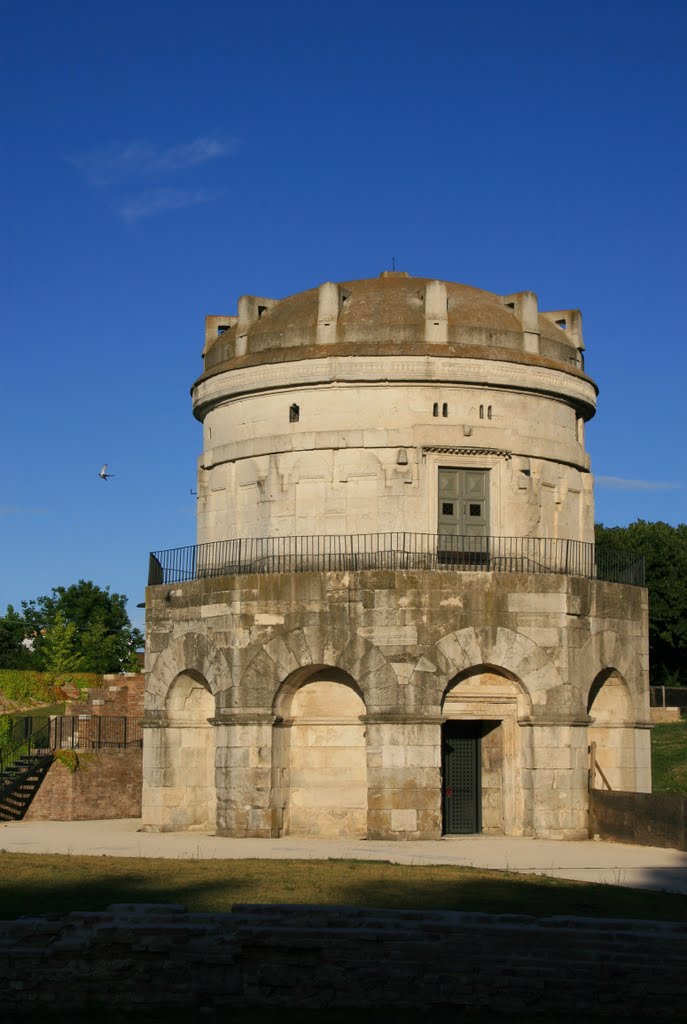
[[0, 852, 685, 923], [652, 717, 687, 793]]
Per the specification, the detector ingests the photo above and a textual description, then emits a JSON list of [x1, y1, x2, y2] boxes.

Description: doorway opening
[[442, 720, 482, 834], [437, 467, 489, 565]]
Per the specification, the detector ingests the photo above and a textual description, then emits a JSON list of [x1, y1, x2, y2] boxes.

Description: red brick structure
[[65, 673, 144, 718], [23, 750, 142, 821]]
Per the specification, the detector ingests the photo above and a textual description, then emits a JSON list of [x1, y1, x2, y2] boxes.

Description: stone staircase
[[0, 754, 54, 821]]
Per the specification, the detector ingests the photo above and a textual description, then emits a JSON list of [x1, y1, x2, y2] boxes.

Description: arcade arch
[[441, 667, 532, 836], [163, 671, 216, 831], [587, 669, 636, 791], [272, 666, 367, 838]]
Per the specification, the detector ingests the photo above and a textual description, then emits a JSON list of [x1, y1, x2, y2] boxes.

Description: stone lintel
[[363, 713, 444, 726], [520, 717, 591, 728], [211, 712, 276, 726]]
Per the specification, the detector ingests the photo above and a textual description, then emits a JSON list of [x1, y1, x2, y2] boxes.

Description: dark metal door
[[442, 721, 481, 834], [438, 468, 489, 563]]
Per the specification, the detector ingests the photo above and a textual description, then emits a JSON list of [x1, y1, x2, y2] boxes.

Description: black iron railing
[[148, 533, 645, 587], [0, 716, 143, 776]]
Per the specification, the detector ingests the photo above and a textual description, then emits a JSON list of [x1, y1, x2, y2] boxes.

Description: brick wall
[[65, 673, 144, 718], [23, 749, 142, 821], [590, 789, 687, 851], [1, 904, 685, 1017]]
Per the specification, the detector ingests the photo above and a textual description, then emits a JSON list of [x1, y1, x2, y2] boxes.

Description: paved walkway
[[2, 818, 687, 893]]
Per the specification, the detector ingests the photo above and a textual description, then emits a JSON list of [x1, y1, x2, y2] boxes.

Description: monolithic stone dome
[[199, 271, 589, 381]]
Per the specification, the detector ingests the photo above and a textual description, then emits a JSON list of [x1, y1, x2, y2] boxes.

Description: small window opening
[[555, 318, 567, 330], [505, 301, 515, 309], [442, 403, 448, 417], [487, 405, 492, 420], [217, 324, 231, 336], [258, 305, 268, 319], [289, 403, 300, 423], [479, 405, 484, 419], [433, 403, 439, 417]]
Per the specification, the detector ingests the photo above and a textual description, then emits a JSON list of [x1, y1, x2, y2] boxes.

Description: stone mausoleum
[[143, 271, 650, 840]]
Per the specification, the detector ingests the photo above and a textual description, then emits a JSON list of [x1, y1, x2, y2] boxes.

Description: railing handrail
[[147, 533, 645, 588], [0, 716, 144, 776]]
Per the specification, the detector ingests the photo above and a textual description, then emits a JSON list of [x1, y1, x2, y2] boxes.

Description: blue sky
[[2, 0, 685, 631]]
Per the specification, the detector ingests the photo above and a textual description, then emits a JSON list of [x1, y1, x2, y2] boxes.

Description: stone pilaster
[[213, 713, 275, 837], [528, 721, 589, 839], [364, 714, 442, 840]]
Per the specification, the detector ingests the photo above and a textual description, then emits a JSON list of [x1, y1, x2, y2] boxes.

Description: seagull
[[99, 464, 114, 481]]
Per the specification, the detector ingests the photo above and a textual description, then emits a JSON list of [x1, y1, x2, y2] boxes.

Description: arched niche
[[162, 671, 216, 832], [272, 666, 367, 838], [441, 666, 531, 837], [587, 669, 637, 792]]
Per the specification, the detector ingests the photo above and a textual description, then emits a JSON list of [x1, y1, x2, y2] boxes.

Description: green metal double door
[[442, 721, 481, 835], [438, 468, 489, 560]]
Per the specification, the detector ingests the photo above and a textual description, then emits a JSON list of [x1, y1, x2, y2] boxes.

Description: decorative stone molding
[[192, 354, 597, 420], [422, 445, 512, 460]]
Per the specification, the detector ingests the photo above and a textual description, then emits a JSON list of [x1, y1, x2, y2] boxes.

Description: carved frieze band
[[192, 355, 597, 416], [422, 445, 512, 460]]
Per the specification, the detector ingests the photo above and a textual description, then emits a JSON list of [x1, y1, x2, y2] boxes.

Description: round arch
[[441, 664, 532, 837], [271, 664, 367, 839], [157, 669, 216, 832], [587, 668, 639, 792]]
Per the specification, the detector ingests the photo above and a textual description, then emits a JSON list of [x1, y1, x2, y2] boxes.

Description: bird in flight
[[99, 464, 114, 481]]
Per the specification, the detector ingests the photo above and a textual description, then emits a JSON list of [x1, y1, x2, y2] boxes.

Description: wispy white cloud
[[118, 187, 218, 221], [0, 505, 49, 517], [70, 136, 237, 185], [596, 476, 680, 491]]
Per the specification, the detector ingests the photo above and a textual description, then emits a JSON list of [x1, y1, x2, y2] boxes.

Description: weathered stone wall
[[2, 904, 685, 1017], [23, 750, 142, 821], [144, 568, 649, 841], [195, 374, 595, 544], [590, 790, 687, 852]]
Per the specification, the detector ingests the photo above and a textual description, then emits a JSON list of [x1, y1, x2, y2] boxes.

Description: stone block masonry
[[1, 904, 685, 1017], [590, 789, 687, 852], [23, 749, 142, 821]]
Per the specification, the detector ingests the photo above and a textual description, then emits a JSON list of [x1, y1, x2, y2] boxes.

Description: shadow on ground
[[1, 853, 686, 922]]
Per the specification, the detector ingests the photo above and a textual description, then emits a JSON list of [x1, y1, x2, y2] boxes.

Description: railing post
[[589, 741, 596, 792]]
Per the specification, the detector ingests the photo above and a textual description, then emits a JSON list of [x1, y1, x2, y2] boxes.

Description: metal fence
[[2, 716, 142, 761], [149, 533, 645, 588]]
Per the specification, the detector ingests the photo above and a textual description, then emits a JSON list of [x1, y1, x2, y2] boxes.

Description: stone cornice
[[422, 445, 512, 460], [192, 354, 597, 421]]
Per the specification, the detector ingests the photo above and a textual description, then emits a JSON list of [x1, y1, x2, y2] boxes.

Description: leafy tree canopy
[[596, 520, 687, 685], [0, 604, 32, 670], [0, 580, 144, 675]]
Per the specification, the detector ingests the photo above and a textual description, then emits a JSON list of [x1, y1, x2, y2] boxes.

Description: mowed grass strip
[[652, 718, 687, 793], [0, 853, 684, 922]]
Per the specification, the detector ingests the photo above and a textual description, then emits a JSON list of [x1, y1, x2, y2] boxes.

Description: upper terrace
[[148, 533, 644, 588]]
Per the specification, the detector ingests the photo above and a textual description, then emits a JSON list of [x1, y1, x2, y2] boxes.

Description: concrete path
[[2, 817, 687, 894]]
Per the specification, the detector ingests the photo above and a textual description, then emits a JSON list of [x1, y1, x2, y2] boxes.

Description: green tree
[[41, 611, 84, 673], [0, 604, 31, 669], [22, 580, 144, 674], [595, 520, 687, 684]]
